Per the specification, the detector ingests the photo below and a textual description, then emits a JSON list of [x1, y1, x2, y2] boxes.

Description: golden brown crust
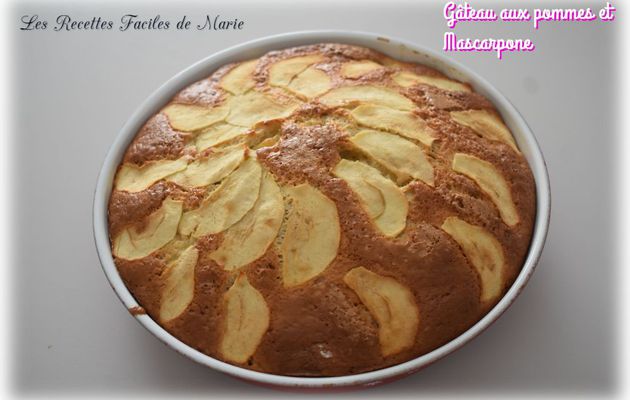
[[123, 113, 188, 164], [107, 43, 536, 376]]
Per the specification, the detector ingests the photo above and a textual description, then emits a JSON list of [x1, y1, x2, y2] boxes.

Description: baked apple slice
[[113, 197, 183, 260], [196, 123, 250, 151], [333, 159, 408, 237], [344, 267, 420, 357], [281, 183, 340, 287], [167, 145, 246, 188], [178, 156, 261, 237], [350, 104, 435, 146], [159, 245, 198, 322], [450, 109, 518, 152], [350, 130, 434, 186], [452, 153, 519, 227], [220, 273, 270, 364], [220, 60, 257, 95], [340, 60, 382, 78], [393, 70, 470, 92], [115, 157, 188, 193], [285, 66, 332, 99], [162, 103, 229, 132], [441, 216, 505, 303], [318, 85, 415, 111], [269, 54, 323, 87], [226, 91, 299, 128], [210, 172, 284, 270], [334, 160, 385, 219]]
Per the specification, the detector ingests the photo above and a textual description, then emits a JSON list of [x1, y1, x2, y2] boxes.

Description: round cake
[[108, 43, 536, 376]]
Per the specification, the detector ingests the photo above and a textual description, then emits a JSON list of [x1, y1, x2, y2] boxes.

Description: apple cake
[[108, 43, 535, 376]]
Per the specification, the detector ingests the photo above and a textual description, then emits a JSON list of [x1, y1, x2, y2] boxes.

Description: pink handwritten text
[[443, 2, 497, 29], [441, 2, 616, 59], [443, 32, 535, 60], [533, 7, 597, 30]]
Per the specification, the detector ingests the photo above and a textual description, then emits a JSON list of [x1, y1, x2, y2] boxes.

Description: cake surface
[[108, 43, 536, 376]]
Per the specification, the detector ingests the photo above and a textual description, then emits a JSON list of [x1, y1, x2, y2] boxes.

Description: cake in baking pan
[[107, 43, 535, 376]]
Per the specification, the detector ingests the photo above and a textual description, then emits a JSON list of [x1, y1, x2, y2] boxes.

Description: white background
[[4, 0, 625, 398]]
